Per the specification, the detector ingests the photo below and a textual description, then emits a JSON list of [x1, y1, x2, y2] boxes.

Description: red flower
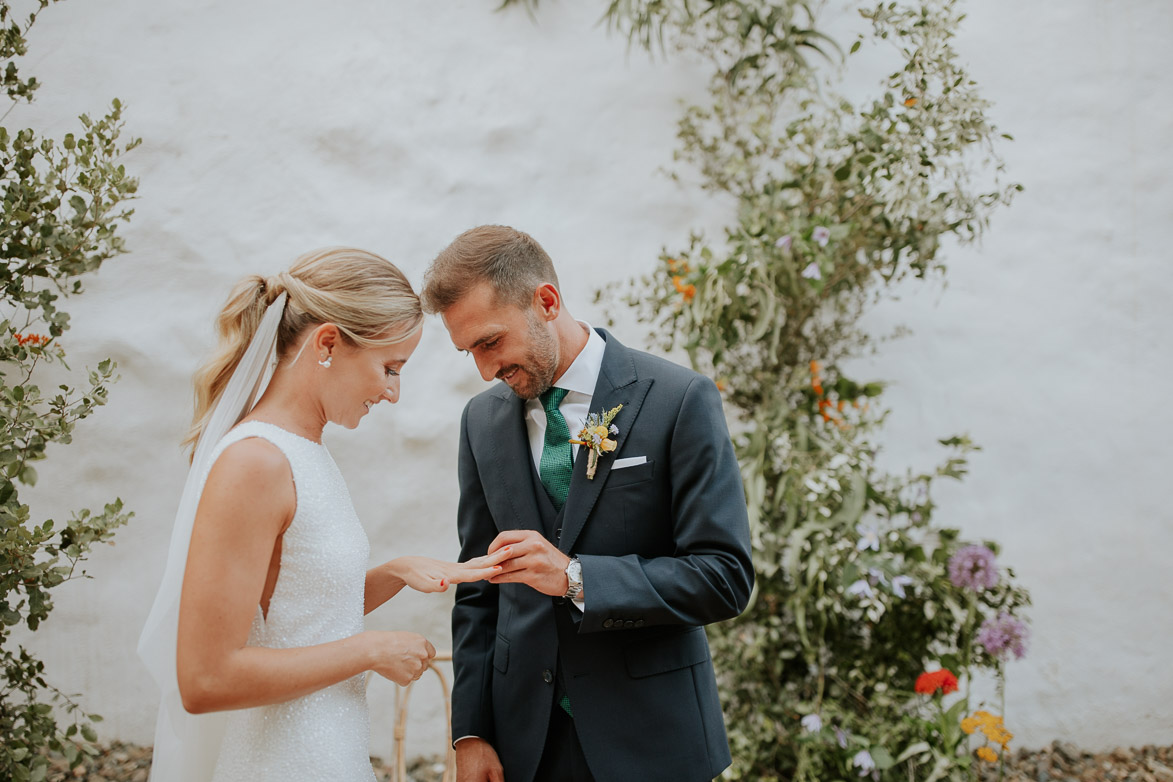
[[915, 669, 959, 696]]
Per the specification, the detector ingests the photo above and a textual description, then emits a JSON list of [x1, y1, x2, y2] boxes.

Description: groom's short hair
[[422, 225, 560, 314]]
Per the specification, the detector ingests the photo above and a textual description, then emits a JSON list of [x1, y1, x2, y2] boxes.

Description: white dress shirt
[[523, 322, 606, 471]]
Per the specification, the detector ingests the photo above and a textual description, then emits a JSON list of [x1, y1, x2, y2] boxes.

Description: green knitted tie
[[538, 387, 573, 510]]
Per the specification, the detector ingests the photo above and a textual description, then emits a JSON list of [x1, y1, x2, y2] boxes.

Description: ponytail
[[183, 248, 422, 455]]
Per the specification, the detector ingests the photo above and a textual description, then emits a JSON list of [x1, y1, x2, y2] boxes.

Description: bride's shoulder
[[206, 436, 292, 492]]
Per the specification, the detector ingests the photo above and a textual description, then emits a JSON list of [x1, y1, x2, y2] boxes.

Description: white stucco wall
[[9, 0, 1170, 759]]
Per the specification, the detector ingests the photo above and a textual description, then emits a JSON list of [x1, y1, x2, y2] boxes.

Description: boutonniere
[[569, 404, 623, 479]]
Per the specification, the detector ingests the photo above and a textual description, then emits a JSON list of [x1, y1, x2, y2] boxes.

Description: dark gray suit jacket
[[451, 329, 753, 782]]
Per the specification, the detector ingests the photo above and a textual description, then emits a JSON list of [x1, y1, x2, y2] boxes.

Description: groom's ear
[[533, 283, 561, 321]]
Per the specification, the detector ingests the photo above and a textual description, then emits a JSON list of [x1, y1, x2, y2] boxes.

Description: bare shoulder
[[207, 437, 291, 486], [199, 437, 295, 532]]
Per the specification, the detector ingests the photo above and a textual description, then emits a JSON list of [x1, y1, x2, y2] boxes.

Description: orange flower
[[671, 276, 696, 301], [810, 360, 820, 374], [715, 379, 727, 392], [904, 97, 918, 107], [975, 747, 998, 763], [13, 333, 49, 347]]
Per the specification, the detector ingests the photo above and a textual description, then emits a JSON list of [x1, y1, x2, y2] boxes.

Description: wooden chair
[[369, 651, 456, 782]]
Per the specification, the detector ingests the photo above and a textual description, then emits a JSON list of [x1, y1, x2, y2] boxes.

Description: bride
[[138, 247, 505, 781]]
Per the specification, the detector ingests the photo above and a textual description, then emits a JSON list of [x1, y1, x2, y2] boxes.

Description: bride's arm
[[177, 439, 433, 714], [364, 552, 510, 614]]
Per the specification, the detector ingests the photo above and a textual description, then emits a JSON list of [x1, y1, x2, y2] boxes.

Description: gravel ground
[[42, 741, 1173, 782]]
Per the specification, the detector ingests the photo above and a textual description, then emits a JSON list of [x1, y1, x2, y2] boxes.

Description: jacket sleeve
[[450, 403, 499, 743], [576, 375, 754, 632]]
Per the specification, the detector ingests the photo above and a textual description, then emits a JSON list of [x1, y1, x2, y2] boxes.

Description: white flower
[[846, 579, 874, 599], [775, 234, 793, 250], [801, 713, 823, 733], [891, 575, 914, 598], [813, 226, 832, 246], [855, 523, 880, 551], [853, 750, 876, 776], [801, 261, 822, 280]]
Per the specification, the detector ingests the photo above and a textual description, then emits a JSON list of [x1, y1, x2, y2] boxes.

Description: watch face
[[568, 560, 582, 582]]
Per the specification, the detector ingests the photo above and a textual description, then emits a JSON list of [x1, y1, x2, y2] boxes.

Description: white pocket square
[[611, 456, 647, 470]]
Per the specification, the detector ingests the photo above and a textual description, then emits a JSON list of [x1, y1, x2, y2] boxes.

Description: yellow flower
[[975, 747, 998, 763], [593, 425, 610, 438], [960, 717, 979, 735], [600, 438, 617, 453]]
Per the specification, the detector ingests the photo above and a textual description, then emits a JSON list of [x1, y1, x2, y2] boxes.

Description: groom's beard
[[497, 313, 559, 400]]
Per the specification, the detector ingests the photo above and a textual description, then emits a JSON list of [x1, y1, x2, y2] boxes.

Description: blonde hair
[[184, 247, 423, 453]]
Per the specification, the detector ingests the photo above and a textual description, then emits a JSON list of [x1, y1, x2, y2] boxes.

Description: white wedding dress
[[206, 421, 376, 782]]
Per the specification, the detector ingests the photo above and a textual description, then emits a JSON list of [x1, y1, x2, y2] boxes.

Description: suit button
[[542, 669, 553, 684], [624, 620, 635, 629], [603, 619, 614, 628], [635, 620, 645, 627]]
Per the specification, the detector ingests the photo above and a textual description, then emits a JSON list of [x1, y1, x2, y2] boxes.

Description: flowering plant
[[569, 404, 623, 479], [506, 0, 1030, 778]]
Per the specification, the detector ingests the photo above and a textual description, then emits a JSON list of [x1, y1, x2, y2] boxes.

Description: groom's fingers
[[486, 528, 541, 554]]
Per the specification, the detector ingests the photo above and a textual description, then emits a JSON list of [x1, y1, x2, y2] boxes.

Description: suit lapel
[[558, 331, 653, 555], [488, 388, 545, 533]]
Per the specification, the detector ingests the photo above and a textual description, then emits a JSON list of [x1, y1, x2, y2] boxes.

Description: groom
[[422, 226, 753, 782]]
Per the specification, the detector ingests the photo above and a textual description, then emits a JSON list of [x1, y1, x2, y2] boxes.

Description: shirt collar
[[551, 321, 605, 397]]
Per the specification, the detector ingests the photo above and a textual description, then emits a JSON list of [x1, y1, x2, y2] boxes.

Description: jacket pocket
[[606, 458, 656, 488], [624, 626, 710, 679], [493, 634, 510, 673]]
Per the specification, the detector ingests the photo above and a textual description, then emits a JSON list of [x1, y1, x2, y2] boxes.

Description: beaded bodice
[[205, 421, 375, 782]]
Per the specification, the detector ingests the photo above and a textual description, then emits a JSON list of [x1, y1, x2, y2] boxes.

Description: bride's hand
[[365, 631, 436, 686], [389, 548, 513, 593]]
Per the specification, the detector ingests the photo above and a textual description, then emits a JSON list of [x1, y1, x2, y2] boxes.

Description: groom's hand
[[486, 529, 571, 597], [455, 737, 504, 782]]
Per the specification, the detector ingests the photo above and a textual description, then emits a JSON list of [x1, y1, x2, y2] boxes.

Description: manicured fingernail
[[503, 546, 512, 553], [493, 565, 502, 570]]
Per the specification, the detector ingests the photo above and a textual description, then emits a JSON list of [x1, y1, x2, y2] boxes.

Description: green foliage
[[501, 1, 1030, 779], [0, 1, 137, 777]]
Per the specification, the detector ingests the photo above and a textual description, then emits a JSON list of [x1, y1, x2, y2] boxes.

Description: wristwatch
[[563, 557, 583, 601]]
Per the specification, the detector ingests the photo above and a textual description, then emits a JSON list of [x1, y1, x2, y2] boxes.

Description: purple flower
[[947, 545, 998, 591], [834, 726, 849, 748], [775, 234, 793, 250], [812, 226, 831, 246], [801, 713, 823, 733], [801, 261, 822, 280], [853, 750, 876, 777], [977, 613, 1029, 660]]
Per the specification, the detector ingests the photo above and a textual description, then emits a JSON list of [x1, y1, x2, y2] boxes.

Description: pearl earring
[[318, 355, 332, 368]]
